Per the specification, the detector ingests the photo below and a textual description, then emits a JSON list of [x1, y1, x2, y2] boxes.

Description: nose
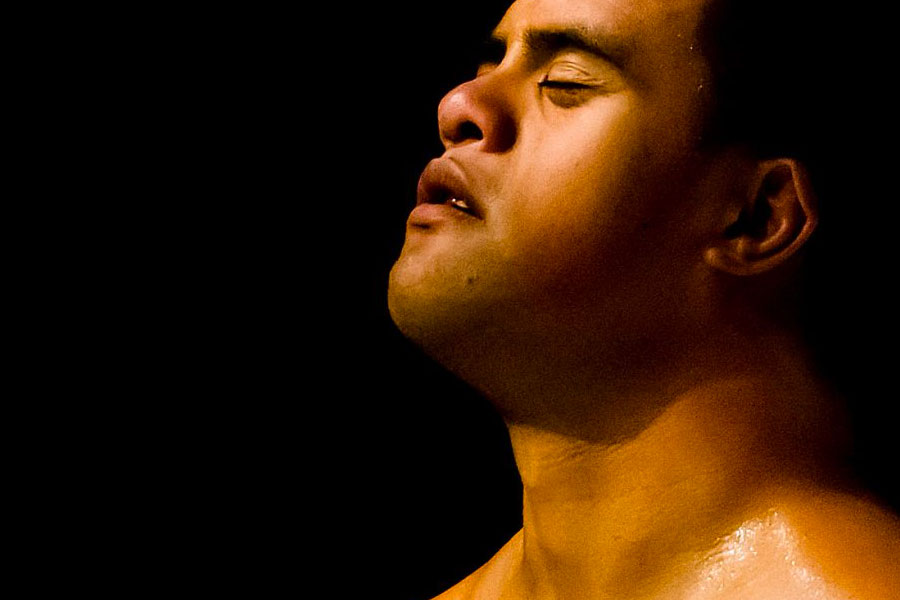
[[437, 72, 518, 153]]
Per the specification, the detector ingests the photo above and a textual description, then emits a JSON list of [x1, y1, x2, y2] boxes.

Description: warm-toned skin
[[387, 0, 900, 598]]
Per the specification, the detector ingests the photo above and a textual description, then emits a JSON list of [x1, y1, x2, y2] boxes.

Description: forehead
[[494, 0, 712, 81], [496, 0, 711, 37]]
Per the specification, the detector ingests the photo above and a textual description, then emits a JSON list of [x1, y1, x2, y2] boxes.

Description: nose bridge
[[437, 69, 518, 153]]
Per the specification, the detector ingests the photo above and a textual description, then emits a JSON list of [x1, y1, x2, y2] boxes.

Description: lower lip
[[407, 203, 477, 226]]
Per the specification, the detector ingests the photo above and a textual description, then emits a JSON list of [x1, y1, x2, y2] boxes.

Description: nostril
[[457, 121, 483, 142], [437, 78, 515, 151]]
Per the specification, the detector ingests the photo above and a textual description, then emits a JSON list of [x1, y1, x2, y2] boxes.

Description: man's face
[[389, 0, 736, 368]]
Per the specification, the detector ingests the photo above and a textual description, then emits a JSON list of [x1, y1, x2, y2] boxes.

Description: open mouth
[[416, 159, 483, 220], [431, 189, 478, 217], [448, 197, 476, 215]]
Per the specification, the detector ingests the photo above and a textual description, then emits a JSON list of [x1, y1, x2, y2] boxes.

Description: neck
[[500, 332, 851, 600]]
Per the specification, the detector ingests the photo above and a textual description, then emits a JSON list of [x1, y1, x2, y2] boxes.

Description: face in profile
[[388, 0, 742, 376]]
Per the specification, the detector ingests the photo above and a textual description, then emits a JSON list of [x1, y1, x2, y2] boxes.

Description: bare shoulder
[[774, 485, 900, 600], [431, 530, 523, 600]]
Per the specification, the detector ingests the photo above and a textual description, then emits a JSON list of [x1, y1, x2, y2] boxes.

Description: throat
[[505, 374, 850, 599]]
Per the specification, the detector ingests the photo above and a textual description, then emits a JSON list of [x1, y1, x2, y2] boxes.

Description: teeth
[[449, 197, 470, 210]]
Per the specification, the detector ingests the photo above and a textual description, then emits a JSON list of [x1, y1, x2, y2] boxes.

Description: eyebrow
[[482, 26, 634, 72]]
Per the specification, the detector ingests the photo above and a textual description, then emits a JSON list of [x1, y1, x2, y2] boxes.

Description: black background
[[304, 4, 525, 598], [130, 3, 525, 598]]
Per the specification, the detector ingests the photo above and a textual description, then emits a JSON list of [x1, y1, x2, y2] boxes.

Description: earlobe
[[705, 159, 818, 276]]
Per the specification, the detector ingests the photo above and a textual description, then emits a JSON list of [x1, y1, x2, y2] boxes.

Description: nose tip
[[437, 75, 517, 153], [437, 89, 484, 146]]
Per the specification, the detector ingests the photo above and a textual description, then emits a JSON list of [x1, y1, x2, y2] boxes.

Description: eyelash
[[537, 76, 594, 107], [537, 78, 591, 90], [475, 67, 596, 108]]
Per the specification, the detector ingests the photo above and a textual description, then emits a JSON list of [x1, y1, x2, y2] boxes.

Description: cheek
[[497, 131, 648, 287], [491, 195, 634, 309], [482, 94, 703, 314], [519, 102, 652, 230]]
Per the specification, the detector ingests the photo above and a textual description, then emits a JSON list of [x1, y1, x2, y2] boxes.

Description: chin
[[387, 258, 450, 348], [387, 254, 494, 365]]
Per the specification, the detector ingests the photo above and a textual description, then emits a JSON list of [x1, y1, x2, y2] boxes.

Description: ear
[[704, 158, 818, 276]]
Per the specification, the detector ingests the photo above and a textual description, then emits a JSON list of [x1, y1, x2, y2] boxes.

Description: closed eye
[[537, 79, 592, 89], [538, 77, 598, 108]]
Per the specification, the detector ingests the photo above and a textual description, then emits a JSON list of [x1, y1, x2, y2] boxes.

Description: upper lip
[[416, 158, 483, 219]]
